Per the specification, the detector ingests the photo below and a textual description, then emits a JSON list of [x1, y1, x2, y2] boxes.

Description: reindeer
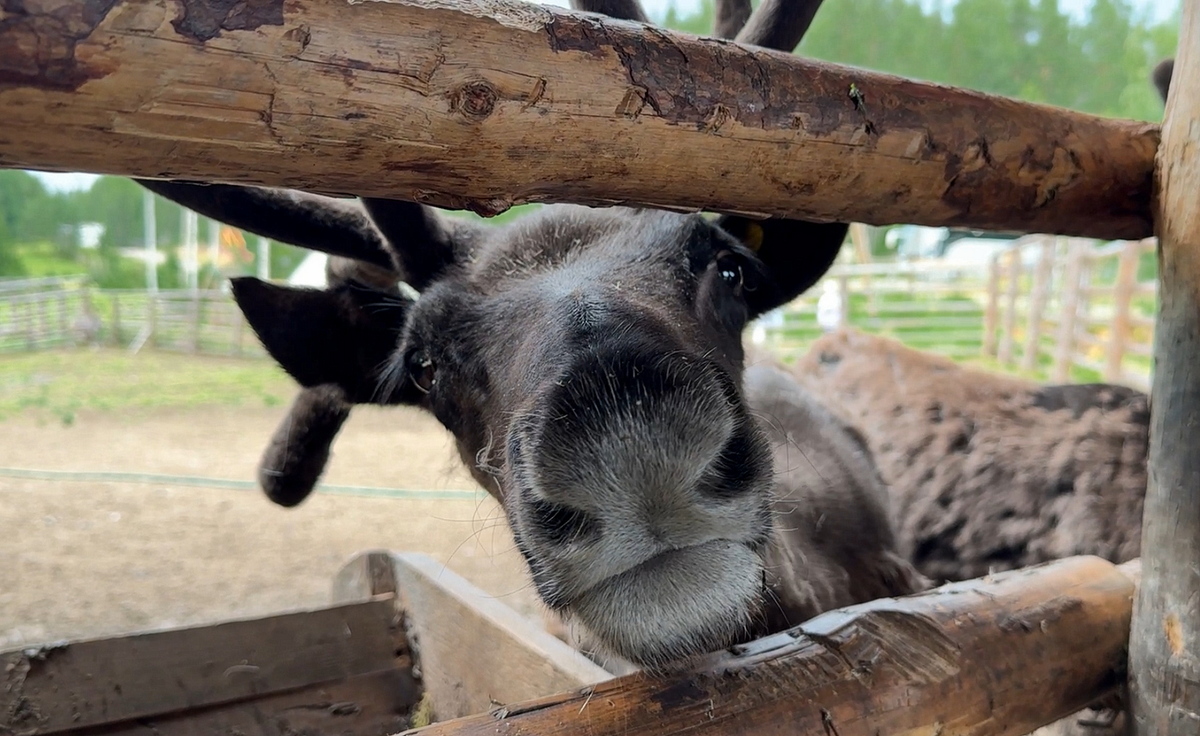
[[139, 0, 932, 672], [784, 57, 1173, 590], [790, 328, 1148, 588]]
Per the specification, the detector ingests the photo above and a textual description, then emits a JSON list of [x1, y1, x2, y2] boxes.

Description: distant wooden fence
[[0, 276, 265, 358], [982, 236, 1157, 390], [3, 249, 1160, 391], [754, 236, 1157, 391], [755, 259, 994, 361]]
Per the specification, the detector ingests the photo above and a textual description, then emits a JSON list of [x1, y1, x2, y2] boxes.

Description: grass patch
[[0, 349, 295, 424], [6, 241, 87, 278]]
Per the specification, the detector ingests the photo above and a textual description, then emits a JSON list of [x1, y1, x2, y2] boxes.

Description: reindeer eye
[[716, 251, 744, 291], [407, 349, 437, 394]]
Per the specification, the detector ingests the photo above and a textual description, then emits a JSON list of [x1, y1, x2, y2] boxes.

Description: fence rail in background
[[982, 236, 1156, 390], [755, 259, 996, 362], [755, 235, 1157, 391], [0, 277, 264, 358], [1, 240, 1160, 391]]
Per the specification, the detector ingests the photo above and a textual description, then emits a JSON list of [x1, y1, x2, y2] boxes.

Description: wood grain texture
[[0, 0, 1158, 239], [387, 552, 613, 721], [398, 555, 1138, 736], [84, 667, 420, 736], [1128, 1, 1200, 733], [0, 597, 399, 735]]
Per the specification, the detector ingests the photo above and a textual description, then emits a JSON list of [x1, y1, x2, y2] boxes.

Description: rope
[[0, 466, 482, 501]]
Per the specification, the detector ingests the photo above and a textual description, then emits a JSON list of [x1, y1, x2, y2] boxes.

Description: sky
[[28, 0, 1179, 194]]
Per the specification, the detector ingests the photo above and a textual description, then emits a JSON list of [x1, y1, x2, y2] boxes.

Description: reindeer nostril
[[703, 429, 767, 498], [527, 499, 600, 545]]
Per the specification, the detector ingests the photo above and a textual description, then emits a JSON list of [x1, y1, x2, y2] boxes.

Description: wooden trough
[[0, 551, 1142, 736]]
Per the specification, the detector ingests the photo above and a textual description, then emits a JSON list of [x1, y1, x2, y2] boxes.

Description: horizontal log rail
[[400, 555, 1141, 736], [0, 0, 1158, 239]]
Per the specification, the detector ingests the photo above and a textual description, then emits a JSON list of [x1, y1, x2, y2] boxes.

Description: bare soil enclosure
[[0, 400, 542, 649]]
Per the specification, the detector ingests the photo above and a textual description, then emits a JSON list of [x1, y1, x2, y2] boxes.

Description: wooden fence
[[753, 236, 1158, 391], [1, 246, 1160, 391], [0, 276, 265, 358], [981, 236, 1157, 390], [754, 259, 994, 361]]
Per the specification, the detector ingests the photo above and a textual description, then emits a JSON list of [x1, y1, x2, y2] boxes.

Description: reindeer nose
[[508, 348, 768, 545]]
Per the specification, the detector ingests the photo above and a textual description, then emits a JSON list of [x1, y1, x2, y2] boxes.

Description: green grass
[[4, 241, 86, 278], [0, 349, 295, 424]]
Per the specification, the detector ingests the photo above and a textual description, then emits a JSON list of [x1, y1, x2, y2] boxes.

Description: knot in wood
[[453, 81, 498, 120]]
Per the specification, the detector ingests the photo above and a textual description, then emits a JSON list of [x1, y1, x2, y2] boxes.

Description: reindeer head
[[140, 0, 844, 670]]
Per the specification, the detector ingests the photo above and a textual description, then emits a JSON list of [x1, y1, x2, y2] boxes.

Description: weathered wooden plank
[[0, 0, 1158, 239], [332, 548, 400, 603], [1127, 1, 1200, 733], [359, 552, 614, 722], [0, 597, 399, 735], [84, 666, 420, 736], [399, 555, 1139, 736]]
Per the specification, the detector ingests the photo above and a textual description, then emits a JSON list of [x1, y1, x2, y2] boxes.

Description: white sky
[[29, 0, 1179, 194]]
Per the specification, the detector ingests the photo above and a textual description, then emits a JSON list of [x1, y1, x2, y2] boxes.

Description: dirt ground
[[0, 400, 545, 649]]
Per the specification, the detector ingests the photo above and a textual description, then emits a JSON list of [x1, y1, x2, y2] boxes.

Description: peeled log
[[1128, 1, 1200, 734], [0, 0, 1158, 239], [401, 556, 1140, 736]]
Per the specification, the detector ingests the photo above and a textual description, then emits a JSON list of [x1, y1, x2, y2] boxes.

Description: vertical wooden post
[[1022, 237, 1055, 373], [1105, 240, 1140, 382], [848, 223, 874, 315], [37, 295, 48, 347], [984, 254, 1002, 357], [1053, 240, 1087, 382], [147, 293, 158, 348], [58, 290, 70, 347], [189, 294, 201, 354], [111, 294, 122, 347], [998, 249, 1022, 365], [836, 275, 850, 327], [24, 297, 34, 351], [1129, 2, 1200, 733]]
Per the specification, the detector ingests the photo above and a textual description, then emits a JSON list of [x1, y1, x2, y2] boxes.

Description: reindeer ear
[[716, 216, 849, 317], [360, 198, 479, 289], [230, 277, 413, 404]]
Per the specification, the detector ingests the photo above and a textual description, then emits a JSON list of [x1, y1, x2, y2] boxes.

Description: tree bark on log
[[397, 556, 1138, 736], [1128, 1, 1200, 733], [0, 0, 1158, 240]]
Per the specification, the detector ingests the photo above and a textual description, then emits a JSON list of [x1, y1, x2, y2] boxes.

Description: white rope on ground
[[0, 466, 481, 501]]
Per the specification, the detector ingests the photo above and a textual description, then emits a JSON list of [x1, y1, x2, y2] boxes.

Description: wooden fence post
[[37, 295, 47, 347], [189, 294, 201, 354], [984, 254, 1002, 357], [148, 292, 158, 348], [998, 249, 1022, 365], [1129, 1, 1200, 732], [1105, 240, 1140, 383], [1021, 237, 1055, 373], [58, 289, 70, 347], [111, 294, 122, 347], [1053, 240, 1087, 382], [836, 275, 850, 328]]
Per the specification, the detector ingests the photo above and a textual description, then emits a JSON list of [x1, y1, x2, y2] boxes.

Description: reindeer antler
[[136, 179, 398, 271], [571, 0, 827, 50]]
